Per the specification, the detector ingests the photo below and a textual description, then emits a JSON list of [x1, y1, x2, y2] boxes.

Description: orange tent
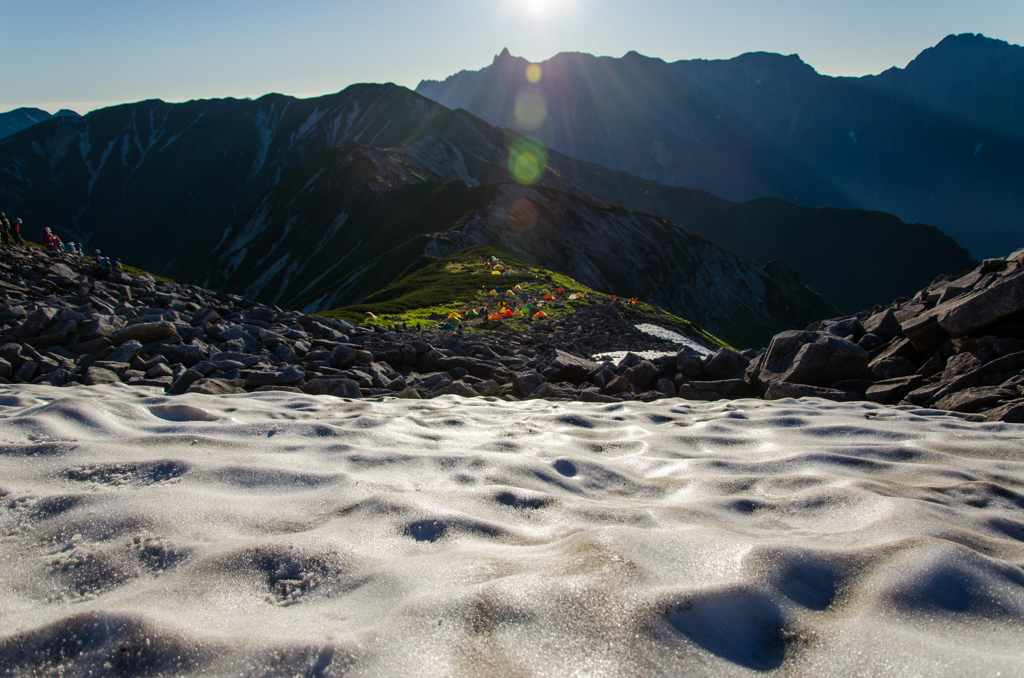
[[533, 311, 548, 318], [542, 294, 556, 300], [488, 313, 502, 320]]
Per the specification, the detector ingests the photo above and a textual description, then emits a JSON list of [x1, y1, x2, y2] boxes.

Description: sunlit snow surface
[[593, 324, 714, 363], [1, 384, 1023, 677]]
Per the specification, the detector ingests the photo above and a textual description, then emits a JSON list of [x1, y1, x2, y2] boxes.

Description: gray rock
[[146, 362, 174, 379], [0, 357, 10, 379], [107, 340, 143, 364], [92, 361, 130, 376], [578, 390, 619, 403], [186, 378, 247, 395], [938, 269, 1024, 337], [14, 361, 37, 382], [861, 309, 901, 341], [870, 356, 918, 381], [545, 350, 599, 385], [78, 315, 126, 341], [677, 379, 752, 401], [655, 378, 676, 398], [982, 400, 1024, 423], [857, 333, 886, 352], [245, 366, 304, 388], [700, 348, 750, 381], [676, 350, 702, 378], [158, 343, 205, 369], [434, 380, 479, 398], [624, 360, 659, 392], [602, 375, 633, 395], [209, 352, 260, 368], [397, 386, 422, 399], [168, 368, 205, 395], [83, 366, 120, 386], [109, 321, 177, 346], [759, 334, 870, 387], [932, 386, 1019, 413], [513, 370, 547, 398], [865, 376, 924, 405], [300, 377, 361, 398]]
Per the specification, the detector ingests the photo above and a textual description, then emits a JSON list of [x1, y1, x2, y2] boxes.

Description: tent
[[440, 322, 455, 330], [488, 289, 499, 296], [532, 311, 548, 319], [542, 294, 556, 301], [488, 313, 502, 320], [447, 312, 461, 320], [465, 309, 479, 318]]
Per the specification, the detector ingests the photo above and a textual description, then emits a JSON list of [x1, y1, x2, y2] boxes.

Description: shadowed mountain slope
[[0, 86, 972, 318], [417, 34, 1024, 260]]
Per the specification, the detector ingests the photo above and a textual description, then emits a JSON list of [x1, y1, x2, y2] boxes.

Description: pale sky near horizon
[[2, 0, 1022, 115]]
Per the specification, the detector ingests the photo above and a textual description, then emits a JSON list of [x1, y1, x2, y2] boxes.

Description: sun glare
[[525, 0, 550, 15]]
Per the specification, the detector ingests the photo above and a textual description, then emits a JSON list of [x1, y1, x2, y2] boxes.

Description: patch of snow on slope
[[225, 200, 271, 255], [79, 134, 115, 196], [245, 253, 291, 299], [367, 120, 391, 146], [225, 247, 247, 278], [289, 108, 326, 145], [250, 103, 289, 177], [255, 216, 298, 269]]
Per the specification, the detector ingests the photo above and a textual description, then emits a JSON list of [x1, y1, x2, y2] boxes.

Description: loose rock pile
[[2, 245, 1022, 423], [672, 248, 1024, 423], [0, 247, 684, 402]]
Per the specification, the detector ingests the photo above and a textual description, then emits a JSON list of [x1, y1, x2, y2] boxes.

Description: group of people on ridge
[[0, 213, 24, 247], [1, 212, 122, 271]]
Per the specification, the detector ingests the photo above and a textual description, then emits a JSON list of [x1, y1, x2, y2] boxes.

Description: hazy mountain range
[[0, 38, 995, 346], [0, 107, 80, 140], [418, 33, 1024, 260]]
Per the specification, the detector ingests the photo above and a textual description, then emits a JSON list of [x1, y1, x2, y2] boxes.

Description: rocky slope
[[0, 85, 973, 317], [175, 144, 837, 348], [1, 245, 1020, 422], [418, 34, 1024, 260]]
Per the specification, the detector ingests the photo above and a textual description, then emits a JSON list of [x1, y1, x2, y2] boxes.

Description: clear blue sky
[[2, 0, 1022, 114]]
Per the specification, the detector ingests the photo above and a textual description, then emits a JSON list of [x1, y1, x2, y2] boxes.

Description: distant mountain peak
[[494, 47, 513, 63]]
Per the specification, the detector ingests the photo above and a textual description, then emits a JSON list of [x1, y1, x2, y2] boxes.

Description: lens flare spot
[[526, 64, 542, 83], [514, 91, 548, 131], [510, 197, 538, 232], [508, 139, 547, 185]]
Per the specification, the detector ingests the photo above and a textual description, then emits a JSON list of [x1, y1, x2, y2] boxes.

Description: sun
[[525, 0, 551, 15]]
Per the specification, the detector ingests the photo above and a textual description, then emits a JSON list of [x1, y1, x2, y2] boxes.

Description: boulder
[[602, 375, 633, 395], [168, 368, 205, 395], [759, 334, 870, 387], [434, 380, 479, 398], [245, 367, 304, 388], [982, 400, 1024, 424], [186, 378, 247, 395], [677, 379, 752, 401], [865, 376, 924, 405], [932, 386, 1019, 413], [78, 315, 126, 341], [83, 366, 120, 386], [300, 377, 361, 399], [861, 309, 901, 341], [107, 340, 143, 364], [676, 350, 702, 378], [109, 321, 177, 346], [512, 370, 547, 398], [938, 269, 1024, 338], [545, 350, 599, 385], [700, 348, 750, 381], [624, 360, 659, 392], [870, 356, 918, 381], [655, 378, 676, 398]]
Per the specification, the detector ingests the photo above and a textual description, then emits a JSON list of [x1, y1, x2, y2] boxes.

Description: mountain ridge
[[416, 33, 1024, 259]]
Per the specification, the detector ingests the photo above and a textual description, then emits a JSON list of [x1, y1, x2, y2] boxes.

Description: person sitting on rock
[[11, 218, 23, 246]]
